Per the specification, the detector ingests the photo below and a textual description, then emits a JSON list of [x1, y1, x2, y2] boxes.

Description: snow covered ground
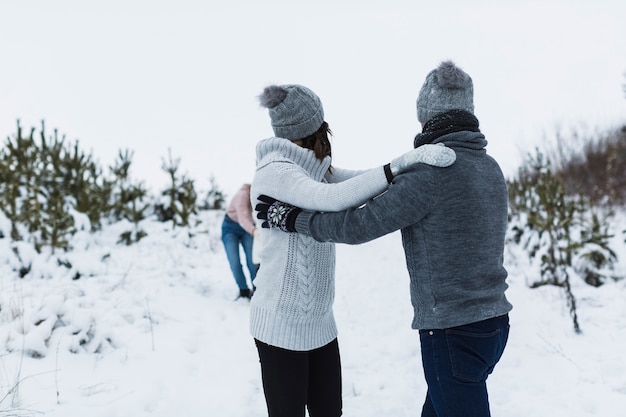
[[0, 209, 625, 416]]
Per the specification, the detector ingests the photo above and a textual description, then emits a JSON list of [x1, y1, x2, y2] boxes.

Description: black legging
[[254, 338, 342, 417]]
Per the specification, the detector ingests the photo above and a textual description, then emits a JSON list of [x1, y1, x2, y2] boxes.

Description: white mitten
[[390, 143, 456, 175]]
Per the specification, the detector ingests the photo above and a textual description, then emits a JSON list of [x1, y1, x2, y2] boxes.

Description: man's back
[[399, 130, 512, 329]]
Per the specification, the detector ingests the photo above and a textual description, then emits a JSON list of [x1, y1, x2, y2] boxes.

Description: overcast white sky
[[1, 0, 625, 198]]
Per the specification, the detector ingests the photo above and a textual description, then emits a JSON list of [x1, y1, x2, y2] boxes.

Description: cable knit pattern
[[249, 137, 385, 351]]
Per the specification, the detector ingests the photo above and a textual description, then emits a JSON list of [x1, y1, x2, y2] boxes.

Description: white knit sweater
[[249, 137, 390, 351]]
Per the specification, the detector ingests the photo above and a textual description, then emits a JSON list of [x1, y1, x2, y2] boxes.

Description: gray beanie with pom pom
[[258, 84, 324, 141], [416, 61, 474, 124]]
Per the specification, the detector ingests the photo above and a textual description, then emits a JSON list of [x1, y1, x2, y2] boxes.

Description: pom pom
[[259, 85, 288, 108], [436, 61, 471, 89]]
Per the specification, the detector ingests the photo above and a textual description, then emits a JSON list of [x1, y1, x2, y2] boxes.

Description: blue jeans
[[419, 314, 509, 417], [221, 215, 258, 290]]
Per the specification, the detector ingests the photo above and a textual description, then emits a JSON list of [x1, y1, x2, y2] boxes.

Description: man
[[256, 61, 512, 417]]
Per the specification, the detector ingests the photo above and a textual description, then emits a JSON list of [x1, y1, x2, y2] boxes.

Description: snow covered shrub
[[574, 212, 619, 287], [2, 287, 120, 358], [507, 147, 618, 333], [198, 175, 226, 210], [0, 119, 231, 284], [109, 150, 150, 245], [0, 120, 111, 251], [159, 148, 197, 227], [0, 121, 165, 255]]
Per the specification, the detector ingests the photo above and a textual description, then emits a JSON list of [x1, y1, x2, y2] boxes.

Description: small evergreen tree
[[60, 140, 113, 230], [176, 176, 198, 226], [159, 149, 197, 227], [508, 148, 617, 333], [38, 125, 76, 253], [0, 121, 38, 242], [199, 175, 226, 210], [110, 150, 150, 245]]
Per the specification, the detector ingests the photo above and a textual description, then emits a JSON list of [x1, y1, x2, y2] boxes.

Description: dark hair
[[298, 121, 333, 170]]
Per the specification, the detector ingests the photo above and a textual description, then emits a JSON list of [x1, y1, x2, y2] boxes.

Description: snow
[[1, 209, 625, 416], [1, 1, 626, 414]]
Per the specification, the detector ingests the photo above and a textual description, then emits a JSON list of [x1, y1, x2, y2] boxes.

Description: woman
[[221, 183, 259, 299], [250, 84, 455, 417]]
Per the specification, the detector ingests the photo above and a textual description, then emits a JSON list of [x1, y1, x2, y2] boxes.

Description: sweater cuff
[[383, 163, 394, 184], [294, 210, 315, 236]]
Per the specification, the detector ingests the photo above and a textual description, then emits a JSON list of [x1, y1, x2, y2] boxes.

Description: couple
[[250, 61, 512, 417]]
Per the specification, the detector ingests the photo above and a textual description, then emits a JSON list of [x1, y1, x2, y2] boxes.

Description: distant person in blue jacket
[[256, 61, 513, 417]]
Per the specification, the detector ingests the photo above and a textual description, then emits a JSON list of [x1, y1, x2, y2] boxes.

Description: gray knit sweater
[[249, 137, 391, 351], [294, 130, 513, 330]]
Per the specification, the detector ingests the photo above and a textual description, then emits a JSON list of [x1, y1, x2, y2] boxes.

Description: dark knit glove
[[255, 195, 302, 233]]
